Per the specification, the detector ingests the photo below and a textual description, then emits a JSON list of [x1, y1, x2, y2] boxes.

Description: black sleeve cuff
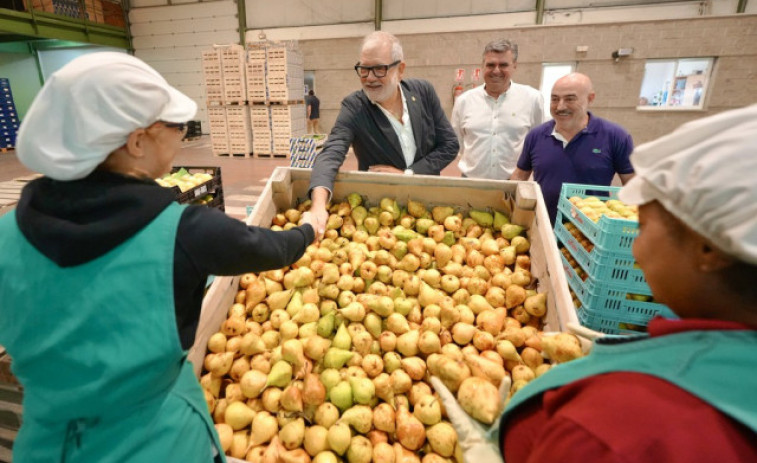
[[299, 223, 316, 245]]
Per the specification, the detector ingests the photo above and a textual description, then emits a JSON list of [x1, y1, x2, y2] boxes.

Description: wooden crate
[[202, 50, 224, 103], [101, 0, 124, 27], [220, 46, 247, 104], [252, 131, 272, 156], [188, 168, 576, 377], [245, 60, 267, 103]]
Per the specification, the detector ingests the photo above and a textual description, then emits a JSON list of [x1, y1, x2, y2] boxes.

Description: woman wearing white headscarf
[[433, 104, 757, 463], [0, 53, 315, 462]]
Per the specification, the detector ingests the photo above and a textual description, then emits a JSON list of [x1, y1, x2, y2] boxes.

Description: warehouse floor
[[0, 136, 462, 220]]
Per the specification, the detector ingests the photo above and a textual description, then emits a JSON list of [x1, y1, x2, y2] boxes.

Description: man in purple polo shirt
[[511, 73, 635, 224]]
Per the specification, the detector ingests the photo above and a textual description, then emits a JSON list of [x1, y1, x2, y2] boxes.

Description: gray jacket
[[309, 78, 459, 193]]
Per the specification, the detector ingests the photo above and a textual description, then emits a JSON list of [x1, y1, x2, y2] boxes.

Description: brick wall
[[300, 15, 757, 144]]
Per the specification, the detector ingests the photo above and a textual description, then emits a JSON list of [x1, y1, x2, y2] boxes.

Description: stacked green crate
[[555, 183, 676, 334]]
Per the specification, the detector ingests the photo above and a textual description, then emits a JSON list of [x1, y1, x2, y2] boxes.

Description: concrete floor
[[0, 136, 462, 220]]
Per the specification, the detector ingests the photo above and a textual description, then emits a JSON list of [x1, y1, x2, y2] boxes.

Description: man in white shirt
[[452, 39, 544, 179]]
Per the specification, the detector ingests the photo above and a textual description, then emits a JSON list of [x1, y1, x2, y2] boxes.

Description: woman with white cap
[[432, 104, 757, 462], [0, 52, 315, 462]]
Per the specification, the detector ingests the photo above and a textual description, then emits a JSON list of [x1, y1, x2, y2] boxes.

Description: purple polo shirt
[[516, 113, 634, 224]]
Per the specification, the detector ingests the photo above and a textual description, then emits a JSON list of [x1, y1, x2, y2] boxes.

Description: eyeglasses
[[354, 60, 401, 78], [161, 121, 188, 133]]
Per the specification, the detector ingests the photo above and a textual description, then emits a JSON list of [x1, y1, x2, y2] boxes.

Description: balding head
[[551, 72, 596, 133], [361, 31, 404, 62], [555, 72, 594, 97]]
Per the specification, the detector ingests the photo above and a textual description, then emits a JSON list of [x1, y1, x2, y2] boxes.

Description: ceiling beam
[[0, 7, 128, 49]]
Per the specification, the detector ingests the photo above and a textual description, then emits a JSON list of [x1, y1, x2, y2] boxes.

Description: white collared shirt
[[452, 82, 544, 179], [375, 86, 417, 169], [550, 128, 570, 148]]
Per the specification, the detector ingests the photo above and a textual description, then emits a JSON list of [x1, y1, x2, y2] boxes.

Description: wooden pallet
[[214, 152, 253, 158], [253, 152, 288, 159], [265, 99, 306, 105]]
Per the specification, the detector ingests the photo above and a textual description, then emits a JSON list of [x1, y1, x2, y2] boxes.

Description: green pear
[[266, 360, 293, 388], [317, 311, 336, 338], [348, 377, 375, 405], [286, 290, 303, 318], [501, 224, 525, 240], [493, 210, 510, 229], [407, 199, 427, 218], [329, 381, 353, 412], [469, 209, 494, 227], [367, 295, 394, 317], [281, 339, 306, 369], [333, 323, 352, 351], [340, 405, 374, 434], [392, 226, 417, 243], [391, 241, 408, 260], [350, 206, 368, 226], [378, 211, 395, 227], [320, 368, 342, 394], [326, 214, 344, 230], [323, 348, 354, 369], [363, 313, 383, 339], [442, 231, 456, 246], [380, 197, 401, 220], [327, 421, 352, 456], [393, 297, 414, 316], [268, 289, 294, 312], [415, 218, 435, 235], [364, 217, 379, 235], [432, 206, 455, 224], [347, 192, 363, 209]]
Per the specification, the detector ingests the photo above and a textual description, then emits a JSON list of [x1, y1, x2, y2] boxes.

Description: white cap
[[17, 52, 197, 181], [619, 104, 757, 265]]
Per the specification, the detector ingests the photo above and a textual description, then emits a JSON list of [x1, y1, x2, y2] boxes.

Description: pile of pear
[[201, 193, 583, 463], [568, 196, 638, 223]]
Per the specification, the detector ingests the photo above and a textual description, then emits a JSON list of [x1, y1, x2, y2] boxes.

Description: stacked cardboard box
[[0, 79, 20, 151], [203, 45, 253, 156], [250, 105, 272, 155], [270, 103, 306, 155], [207, 106, 229, 156], [245, 41, 306, 157], [245, 45, 267, 104], [201, 49, 224, 104], [219, 45, 247, 104], [265, 44, 304, 104], [201, 41, 306, 157]]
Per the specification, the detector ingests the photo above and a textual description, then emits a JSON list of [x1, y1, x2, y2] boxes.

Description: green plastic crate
[[557, 183, 639, 254], [555, 214, 651, 294], [560, 253, 676, 334]]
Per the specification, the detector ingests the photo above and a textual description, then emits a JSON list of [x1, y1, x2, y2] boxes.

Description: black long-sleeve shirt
[[16, 170, 314, 349]]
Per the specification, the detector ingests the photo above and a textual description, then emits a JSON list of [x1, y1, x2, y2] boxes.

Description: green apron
[[0, 204, 225, 463], [496, 330, 757, 449]]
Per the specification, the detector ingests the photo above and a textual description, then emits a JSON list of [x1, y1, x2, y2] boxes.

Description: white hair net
[[16, 52, 197, 181], [619, 104, 757, 265]]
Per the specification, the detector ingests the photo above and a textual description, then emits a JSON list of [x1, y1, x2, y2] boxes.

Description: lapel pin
[[412, 96, 416, 102]]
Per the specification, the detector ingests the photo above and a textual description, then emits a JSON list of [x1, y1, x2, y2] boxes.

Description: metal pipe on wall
[[536, 0, 545, 24], [375, 0, 382, 30], [238, 0, 247, 45], [737, 0, 748, 13]]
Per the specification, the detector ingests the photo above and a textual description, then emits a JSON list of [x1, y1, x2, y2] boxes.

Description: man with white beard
[[308, 31, 458, 239]]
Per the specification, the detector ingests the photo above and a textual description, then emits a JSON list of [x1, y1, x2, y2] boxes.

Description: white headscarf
[[619, 104, 757, 265], [17, 52, 197, 181]]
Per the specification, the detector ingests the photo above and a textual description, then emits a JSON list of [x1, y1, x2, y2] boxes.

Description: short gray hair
[[362, 31, 404, 62], [483, 39, 518, 61]]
